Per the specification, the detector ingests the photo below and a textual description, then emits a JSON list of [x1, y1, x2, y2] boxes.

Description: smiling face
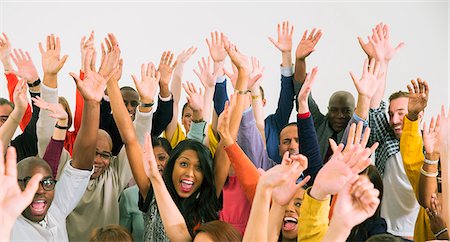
[[388, 97, 408, 139], [91, 130, 113, 179], [171, 149, 204, 198], [121, 88, 139, 121], [18, 158, 55, 223], [154, 145, 170, 175], [281, 188, 305, 240]]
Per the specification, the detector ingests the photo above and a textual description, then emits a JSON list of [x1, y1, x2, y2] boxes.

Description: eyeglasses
[[0, 115, 9, 123], [18, 177, 57, 191], [124, 100, 139, 108], [96, 151, 112, 160]]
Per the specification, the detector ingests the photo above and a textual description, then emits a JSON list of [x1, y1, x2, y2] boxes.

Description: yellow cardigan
[[399, 116, 435, 241], [297, 187, 331, 241]]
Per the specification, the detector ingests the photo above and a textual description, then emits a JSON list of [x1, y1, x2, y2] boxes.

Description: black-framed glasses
[[18, 177, 57, 191], [96, 151, 112, 160], [0, 115, 9, 123]]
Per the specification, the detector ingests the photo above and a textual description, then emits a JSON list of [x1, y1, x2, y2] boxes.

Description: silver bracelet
[[434, 227, 448, 238], [424, 158, 439, 165], [420, 165, 439, 177]]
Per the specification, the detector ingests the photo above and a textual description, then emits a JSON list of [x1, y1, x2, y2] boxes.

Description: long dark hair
[[152, 136, 172, 154], [162, 139, 220, 236]]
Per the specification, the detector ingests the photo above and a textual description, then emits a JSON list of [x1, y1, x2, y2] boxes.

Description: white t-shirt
[[380, 152, 420, 237], [11, 161, 92, 242]]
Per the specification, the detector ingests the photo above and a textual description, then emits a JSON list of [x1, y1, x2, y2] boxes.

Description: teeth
[[181, 180, 193, 185], [34, 200, 45, 203], [284, 217, 298, 223]]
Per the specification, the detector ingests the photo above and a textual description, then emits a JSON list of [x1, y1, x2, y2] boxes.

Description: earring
[[196, 192, 200, 199]]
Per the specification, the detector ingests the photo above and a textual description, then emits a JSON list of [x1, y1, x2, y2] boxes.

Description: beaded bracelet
[[420, 165, 439, 177], [424, 158, 439, 165]]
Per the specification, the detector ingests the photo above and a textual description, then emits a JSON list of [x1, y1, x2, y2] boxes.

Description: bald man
[[297, 87, 355, 162], [11, 155, 91, 241]]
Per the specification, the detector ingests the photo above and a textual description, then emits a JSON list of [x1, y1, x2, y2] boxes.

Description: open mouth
[[282, 216, 298, 231], [30, 199, 47, 216], [179, 179, 194, 193]]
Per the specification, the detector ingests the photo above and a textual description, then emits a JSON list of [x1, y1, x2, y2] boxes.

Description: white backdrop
[[0, 1, 448, 128]]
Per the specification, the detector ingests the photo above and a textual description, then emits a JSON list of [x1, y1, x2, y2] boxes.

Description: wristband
[[28, 78, 41, 87], [420, 165, 439, 177], [55, 123, 69, 130], [434, 227, 448, 238], [140, 101, 154, 108], [234, 89, 249, 95], [424, 158, 439, 165]]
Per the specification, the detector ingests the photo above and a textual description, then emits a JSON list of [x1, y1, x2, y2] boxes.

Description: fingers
[[329, 138, 339, 153], [5, 146, 18, 178], [69, 72, 83, 88], [0, 142, 4, 175], [361, 126, 371, 148]]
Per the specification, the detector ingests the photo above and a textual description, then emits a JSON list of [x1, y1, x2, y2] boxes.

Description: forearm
[[418, 162, 438, 208], [370, 63, 388, 109], [52, 118, 68, 141], [267, 201, 285, 242], [214, 141, 231, 197], [203, 87, 214, 123], [42, 138, 65, 177], [243, 183, 272, 242], [151, 96, 173, 137], [230, 69, 249, 138], [151, 175, 192, 242], [0, 107, 24, 145], [43, 73, 57, 88], [322, 218, 351, 242], [440, 138, 449, 224], [294, 58, 306, 83], [281, 52, 292, 68], [1, 56, 13, 72], [171, 65, 184, 103], [298, 188, 331, 241], [213, 76, 228, 116], [355, 95, 371, 120], [298, 113, 323, 185], [159, 83, 170, 99], [250, 86, 266, 144], [72, 100, 99, 170]]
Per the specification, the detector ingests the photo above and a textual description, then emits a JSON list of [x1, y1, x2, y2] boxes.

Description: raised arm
[[70, 36, 117, 170], [244, 154, 309, 242], [32, 96, 68, 176], [438, 106, 449, 226], [322, 175, 380, 241], [162, 51, 182, 142], [297, 67, 323, 185], [127, 62, 160, 198], [184, 82, 206, 142], [39, 34, 68, 89], [419, 116, 440, 208], [357, 23, 404, 109], [268, 21, 294, 68], [249, 56, 265, 143], [193, 56, 219, 124], [0, 80, 27, 146], [0, 144, 42, 242], [142, 133, 191, 242]]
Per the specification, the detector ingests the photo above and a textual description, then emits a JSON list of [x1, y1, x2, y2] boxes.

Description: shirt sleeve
[[152, 95, 174, 137], [213, 75, 228, 116], [297, 187, 331, 242]]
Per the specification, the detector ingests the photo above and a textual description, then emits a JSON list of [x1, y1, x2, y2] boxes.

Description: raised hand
[[331, 175, 380, 231], [176, 46, 197, 65], [350, 58, 382, 99], [407, 78, 429, 121], [423, 116, 440, 160], [298, 66, 318, 114], [9, 49, 39, 83], [143, 133, 160, 180], [223, 63, 238, 87], [426, 193, 448, 238], [182, 82, 203, 113], [12, 80, 28, 111], [268, 21, 294, 53], [99, 33, 121, 79], [358, 23, 404, 63], [295, 28, 322, 60], [31, 96, 68, 121], [224, 40, 251, 72], [0, 33, 13, 68], [80, 31, 95, 72], [249, 56, 264, 91], [0, 144, 42, 240], [158, 51, 177, 87], [271, 152, 310, 205], [131, 62, 160, 104], [206, 31, 227, 63], [70, 49, 116, 102], [310, 142, 376, 201], [38, 34, 68, 75], [193, 57, 219, 89], [217, 97, 235, 145]]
